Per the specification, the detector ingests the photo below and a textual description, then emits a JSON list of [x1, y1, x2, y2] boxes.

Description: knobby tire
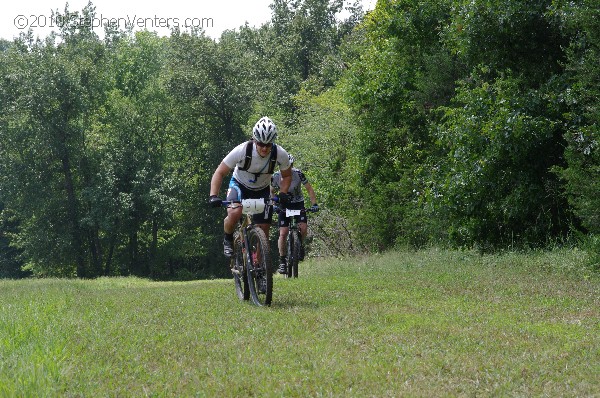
[[285, 232, 294, 278], [232, 232, 249, 301], [246, 227, 273, 306], [288, 230, 301, 278]]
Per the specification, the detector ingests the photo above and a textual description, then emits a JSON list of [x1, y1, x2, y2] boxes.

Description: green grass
[[1, 249, 599, 396]]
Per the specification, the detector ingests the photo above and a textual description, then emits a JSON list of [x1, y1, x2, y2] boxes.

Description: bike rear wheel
[[246, 227, 273, 306], [232, 232, 249, 301], [285, 232, 293, 278], [287, 230, 301, 278]]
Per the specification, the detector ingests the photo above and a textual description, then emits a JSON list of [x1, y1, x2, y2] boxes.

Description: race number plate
[[242, 199, 265, 215], [286, 209, 302, 217]]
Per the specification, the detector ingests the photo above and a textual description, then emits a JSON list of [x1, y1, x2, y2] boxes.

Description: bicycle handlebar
[[221, 198, 279, 215], [221, 198, 316, 214], [221, 198, 277, 207], [271, 195, 317, 212]]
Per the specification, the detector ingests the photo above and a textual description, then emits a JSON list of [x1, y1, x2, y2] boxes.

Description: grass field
[[1, 248, 599, 397]]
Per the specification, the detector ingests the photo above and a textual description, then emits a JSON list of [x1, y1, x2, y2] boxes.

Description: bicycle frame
[[223, 199, 274, 306], [275, 205, 314, 278], [285, 208, 302, 278]]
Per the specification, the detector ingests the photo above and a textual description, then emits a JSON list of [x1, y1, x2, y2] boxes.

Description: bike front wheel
[[246, 227, 273, 306], [232, 232, 249, 301], [287, 230, 301, 278]]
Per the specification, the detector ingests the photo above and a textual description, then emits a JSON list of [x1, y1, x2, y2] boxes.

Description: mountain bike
[[222, 199, 273, 306], [275, 206, 316, 279]]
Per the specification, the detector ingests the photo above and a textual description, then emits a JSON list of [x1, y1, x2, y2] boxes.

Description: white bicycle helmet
[[252, 117, 278, 144]]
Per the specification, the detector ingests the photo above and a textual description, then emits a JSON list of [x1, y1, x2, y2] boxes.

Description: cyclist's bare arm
[[303, 181, 318, 206], [279, 166, 292, 194], [210, 162, 231, 196]]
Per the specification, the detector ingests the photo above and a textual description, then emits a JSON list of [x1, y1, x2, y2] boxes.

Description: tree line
[[0, 0, 598, 279]]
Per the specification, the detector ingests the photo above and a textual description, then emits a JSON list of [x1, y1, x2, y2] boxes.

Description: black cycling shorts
[[277, 201, 307, 228]]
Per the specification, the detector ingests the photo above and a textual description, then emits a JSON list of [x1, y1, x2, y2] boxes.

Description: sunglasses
[[255, 141, 271, 148]]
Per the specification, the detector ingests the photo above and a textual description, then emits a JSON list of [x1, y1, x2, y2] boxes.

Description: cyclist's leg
[[275, 207, 290, 272], [298, 203, 308, 239], [225, 207, 242, 233], [278, 226, 289, 256], [225, 179, 244, 233], [222, 179, 244, 257], [277, 209, 290, 257], [299, 219, 308, 241], [297, 206, 308, 260]]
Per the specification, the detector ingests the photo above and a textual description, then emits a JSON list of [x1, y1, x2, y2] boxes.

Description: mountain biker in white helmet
[[271, 153, 319, 273], [209, 117, 292, 257]]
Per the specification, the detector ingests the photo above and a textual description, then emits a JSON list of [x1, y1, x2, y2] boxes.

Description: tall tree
[[555, 0, 600, 259], [87, 30, 175, 277], [0, 4, 110, 276], [164, 28, 259, 277], [432, 0, 573, 249], [341, 0, 454, 248]]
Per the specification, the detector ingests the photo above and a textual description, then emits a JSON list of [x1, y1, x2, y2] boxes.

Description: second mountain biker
[[271, 153, 319, 273]]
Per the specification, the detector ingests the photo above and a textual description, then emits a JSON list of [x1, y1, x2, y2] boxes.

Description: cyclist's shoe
[[258, 276, 267, 294], [223, 238, 234, 258], [278, 257, 287, 274], [299, 245, 305, 261]]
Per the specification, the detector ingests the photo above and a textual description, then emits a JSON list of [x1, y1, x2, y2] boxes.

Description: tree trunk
[[129, 230, 139, 275], [60, 152, 86, 277], [150, 215, 158, 278], [88, 225, 103, 277]]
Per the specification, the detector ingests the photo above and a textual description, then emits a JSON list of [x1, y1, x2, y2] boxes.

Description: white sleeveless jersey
[[223, 142, 291, 190]]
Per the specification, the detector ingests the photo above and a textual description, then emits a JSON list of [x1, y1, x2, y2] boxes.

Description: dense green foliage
[[1, 0, 599, 278], [329, 0, 599, 254]]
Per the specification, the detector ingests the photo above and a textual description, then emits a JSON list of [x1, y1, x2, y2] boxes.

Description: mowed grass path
[[1, 249, 599, 397]]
